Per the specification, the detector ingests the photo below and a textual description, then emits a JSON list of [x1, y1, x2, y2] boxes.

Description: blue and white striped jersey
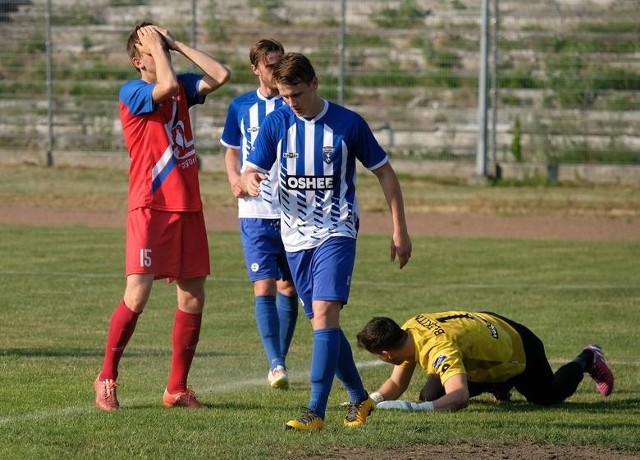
[[246, 99, 389, 251], [220, 89, 285, 218]]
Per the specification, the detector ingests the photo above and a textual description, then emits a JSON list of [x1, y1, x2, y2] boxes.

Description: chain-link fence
[[1, 0, 639, 178]]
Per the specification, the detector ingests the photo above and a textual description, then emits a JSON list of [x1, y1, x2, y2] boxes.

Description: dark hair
[[249, 38, 285, 66], [126, 21, 157, 59], [272, 52, 316, 86], [356, 317, 407, 353]]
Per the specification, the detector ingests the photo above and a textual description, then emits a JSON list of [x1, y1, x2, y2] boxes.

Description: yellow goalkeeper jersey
[[401, 311, 526, 383]]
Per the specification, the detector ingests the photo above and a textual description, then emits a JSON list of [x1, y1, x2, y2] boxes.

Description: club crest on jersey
[[322, 146, 335, 164], [433, 355, 447, 369]]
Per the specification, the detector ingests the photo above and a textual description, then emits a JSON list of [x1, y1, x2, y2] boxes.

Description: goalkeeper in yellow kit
[[356, 311, 614, 412]]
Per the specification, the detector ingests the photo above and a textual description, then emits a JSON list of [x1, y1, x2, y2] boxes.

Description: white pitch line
[[0, 376, 268, 427], [1, 358, 637, 427], [0, 361, 397, 426]]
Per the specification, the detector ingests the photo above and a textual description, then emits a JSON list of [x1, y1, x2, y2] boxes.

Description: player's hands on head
[[152, 25, 177, 51], [136, 25, 168, 55]]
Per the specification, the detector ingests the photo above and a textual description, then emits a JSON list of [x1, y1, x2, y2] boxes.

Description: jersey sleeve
[[119, 80, 155, 116], [402, 323, 468, 383], [422, 342, 467, 383], [352, 112, 389, 171], [177, 73, 206, 107], [220, 99, 241, 149]]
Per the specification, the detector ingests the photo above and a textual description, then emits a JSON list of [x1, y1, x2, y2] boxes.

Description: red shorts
[[125, 208, 210, 280]]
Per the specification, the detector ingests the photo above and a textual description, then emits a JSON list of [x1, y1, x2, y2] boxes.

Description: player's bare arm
[[135, 26, 178, 102], [375, 362, 416, 401], [372, 162, 412, 268], [224, 147, 248, 198], [155, 26, 231, 95], [430, 374, 471, 411], [240, 166, 267, 197]]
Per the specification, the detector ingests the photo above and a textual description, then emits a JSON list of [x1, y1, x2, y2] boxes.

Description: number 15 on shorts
[[140, 249, 152, 268]]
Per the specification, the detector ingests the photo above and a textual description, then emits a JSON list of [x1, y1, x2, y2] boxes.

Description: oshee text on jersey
[[285, 175, 337, 191]]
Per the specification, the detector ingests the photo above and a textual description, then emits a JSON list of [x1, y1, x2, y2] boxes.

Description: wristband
[[369, 391, 384, 404]]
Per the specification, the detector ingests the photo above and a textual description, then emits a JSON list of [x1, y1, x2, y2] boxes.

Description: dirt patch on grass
[[317, 443, 640, 460], [1, 203, 639, 241]]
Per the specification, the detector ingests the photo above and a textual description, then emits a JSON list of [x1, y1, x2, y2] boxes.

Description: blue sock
[[255, 295, 283, 370], [308, 328, 340, 419], [276, 292, 298, 359], [335, 329, 368, 402]]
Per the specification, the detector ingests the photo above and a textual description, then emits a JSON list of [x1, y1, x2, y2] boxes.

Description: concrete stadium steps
[[0, 0, 638, 161]]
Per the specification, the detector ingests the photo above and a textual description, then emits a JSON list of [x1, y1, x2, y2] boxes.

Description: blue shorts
[[240, 218, 292, 283], [286, 236, 357, 319]]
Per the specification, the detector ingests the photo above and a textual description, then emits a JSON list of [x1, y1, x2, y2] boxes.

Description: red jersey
[[119, 74, 205, 212]]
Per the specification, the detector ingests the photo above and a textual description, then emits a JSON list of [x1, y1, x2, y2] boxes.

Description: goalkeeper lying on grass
[[356, 311, 614, 412]]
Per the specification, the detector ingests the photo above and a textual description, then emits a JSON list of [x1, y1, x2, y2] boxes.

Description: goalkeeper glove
[[376, 400, 434, 411]]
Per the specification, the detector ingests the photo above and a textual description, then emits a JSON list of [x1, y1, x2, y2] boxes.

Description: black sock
[[573, 349, 594, 372]]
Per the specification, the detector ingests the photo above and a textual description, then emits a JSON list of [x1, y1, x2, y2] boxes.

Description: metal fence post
[[45, 0, 54, 167], [476, 0, 489, 177], [490, 0, 499, 177], [337, 0, 346, 106]]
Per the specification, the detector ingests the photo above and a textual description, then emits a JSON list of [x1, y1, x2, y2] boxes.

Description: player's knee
[[123, 287, 152, 313], [277, 284, 297, 297]]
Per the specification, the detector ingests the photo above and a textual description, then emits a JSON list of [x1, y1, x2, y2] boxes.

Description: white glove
[[376, 400, 434, 411]]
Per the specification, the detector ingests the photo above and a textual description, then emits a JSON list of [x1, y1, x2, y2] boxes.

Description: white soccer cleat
[[268, 365, 290, 390]]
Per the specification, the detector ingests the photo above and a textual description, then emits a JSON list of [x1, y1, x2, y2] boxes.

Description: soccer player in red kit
[[93, 22, 230, 411]]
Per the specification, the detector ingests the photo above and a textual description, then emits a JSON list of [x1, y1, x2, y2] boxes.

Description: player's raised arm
[[155, 25, 231, 95], [134, 25, 178, 102]]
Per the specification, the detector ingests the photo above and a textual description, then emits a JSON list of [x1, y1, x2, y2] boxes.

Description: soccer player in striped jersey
[[241, 53, 412, 431], [220, 39, 298, 390], [357, 311, 614, 412], [93, 22, 230, 411]]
